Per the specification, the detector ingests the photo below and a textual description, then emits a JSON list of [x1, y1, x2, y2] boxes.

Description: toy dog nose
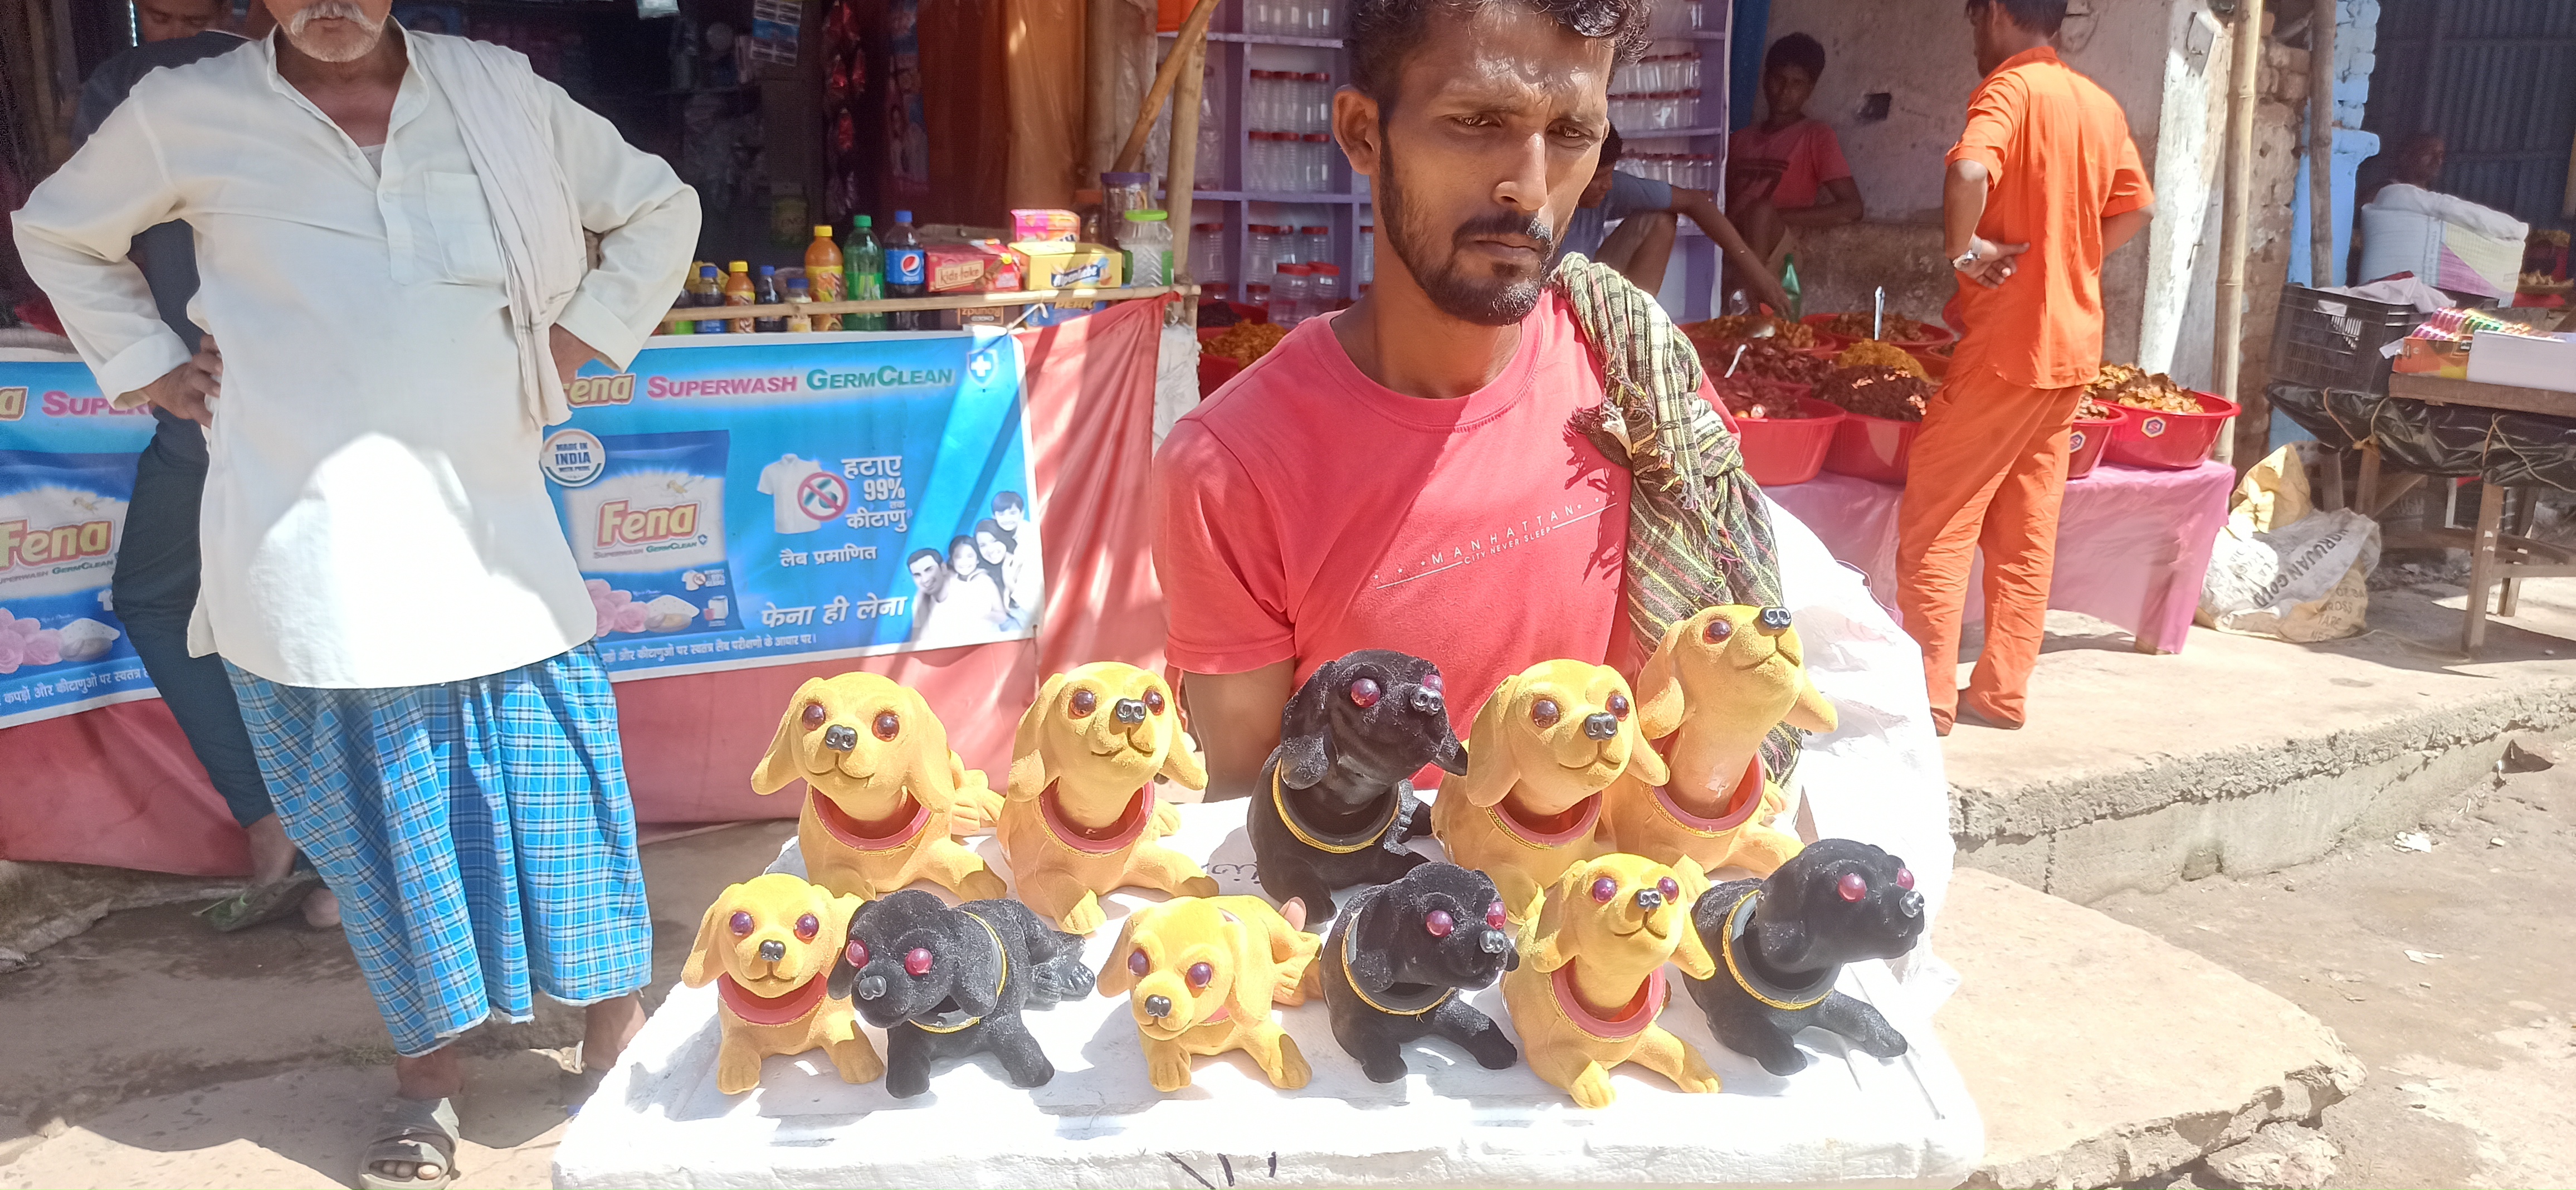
[[856, 974, 887, 1000], [1114, 698, 1147, 725], [1759, 606, 1794, 631], [822, 724, 858, 752], [1480, 928, 1509, 955], [1899, 890, 1925, 919], [1583, 712, 1619, 740], [1144, 994, 1174, 1018], [1633, 888, 1664, 910], [1410, 686, 1443, 715], [758, 939, 786, 962]]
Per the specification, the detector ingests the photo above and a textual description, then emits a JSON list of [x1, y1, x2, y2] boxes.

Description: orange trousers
[[1895, 372, 2083, 728]]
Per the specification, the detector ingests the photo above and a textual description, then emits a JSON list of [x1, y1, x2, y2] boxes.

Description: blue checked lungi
[[226, 642, 652, 1057]]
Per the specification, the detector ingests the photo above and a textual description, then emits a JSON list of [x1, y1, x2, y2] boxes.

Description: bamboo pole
[[2211, 0, 2264, 466], [2309, 3, 2338, 286], [1113, 0, 1223, 175], [1164, 32, 1208, 324], [655, 284, 1199, 329]]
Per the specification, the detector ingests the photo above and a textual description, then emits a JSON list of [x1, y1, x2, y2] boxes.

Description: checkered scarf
[[1554, 253, 1801, 785]]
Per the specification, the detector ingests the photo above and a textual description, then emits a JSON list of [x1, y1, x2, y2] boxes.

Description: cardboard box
[[1009, 242, 1124, 294], [2466, 330, 2576, 393], [925, 241, 1023, 293], [2393, 334, 2471, 379], [1009, 209, 1082, 245]]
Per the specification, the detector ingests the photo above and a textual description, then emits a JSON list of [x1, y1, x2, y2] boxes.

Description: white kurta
[[13, 31, 698, 689]]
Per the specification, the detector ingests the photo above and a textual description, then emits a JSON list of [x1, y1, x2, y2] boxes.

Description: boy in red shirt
[[1155, 0, 1724, 798], [1727, 34, 1864, 269]]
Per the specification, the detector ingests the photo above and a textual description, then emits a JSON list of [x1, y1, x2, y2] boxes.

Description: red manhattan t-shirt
[[1154, 292, 1724, 752]]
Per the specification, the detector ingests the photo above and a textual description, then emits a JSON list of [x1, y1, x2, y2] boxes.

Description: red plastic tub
[[2102, 391, 2239, 470], [1822, 412, 1924, 484], [1198, 350, 1244, 397], [2066, 407, 2122, 479], [1909, 340, 1954, 380], [1734, 397, 1846, 487]]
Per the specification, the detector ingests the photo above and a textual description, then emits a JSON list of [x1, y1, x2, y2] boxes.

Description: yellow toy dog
[[1433, 660, 1668, 928], [683, 874, 882, 1095], [1098, 895, 1323, 1092], [1501, 853, 1720, 1108], [1002, 663, 1217, 934], [1606, 606, 1835, 877], [753, 673, 1007, 903]]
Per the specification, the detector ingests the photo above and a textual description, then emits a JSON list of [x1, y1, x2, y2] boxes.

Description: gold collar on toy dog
[[1337, 894, 1456, 1017], [1274, 768, 1402, 855], [910, 910, 1010, 1034], [1718, 891, 1833, 1011]]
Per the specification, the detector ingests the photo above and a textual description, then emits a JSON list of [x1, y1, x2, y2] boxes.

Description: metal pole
[[1165, 32, 1207, 325], [2309, 2, 2338, 286], [2211, 0, 2263, 465]]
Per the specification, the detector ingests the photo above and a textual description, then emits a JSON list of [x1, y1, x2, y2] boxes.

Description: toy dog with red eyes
[[1606, 606, 1835, 879], [828, 890, 1095, 1098], [683, 874, 881, 1095], [1098, 895, 1323, 1092], [753, 673, 1007, 903], [1321, 862, 1520, 1082], [1003, 663, 1216, 934], [1502, 853, 1720, 1109], [1432, 660, 1668, 929], [1685, 838, 1924, 1076], [1250, 650, 1469, 921]]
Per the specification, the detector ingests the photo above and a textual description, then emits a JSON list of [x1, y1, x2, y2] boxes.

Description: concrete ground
[[6, 576, 2576, 1188]]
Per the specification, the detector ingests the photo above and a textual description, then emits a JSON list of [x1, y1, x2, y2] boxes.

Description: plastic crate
[[2269, 284, 2423, 394]]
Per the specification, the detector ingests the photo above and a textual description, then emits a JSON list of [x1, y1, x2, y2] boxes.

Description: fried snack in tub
[[1818, 311, 1931, 342], [1203, 321, 1289, 365], [1832, 339, 1927, 378], [1813, 365, 1934, 422]]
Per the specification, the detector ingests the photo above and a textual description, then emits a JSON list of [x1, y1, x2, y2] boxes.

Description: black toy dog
[[1682, 838, 1925, 1076], [1247, 650, 1469, 920], [828, 890, 1095, 1098], [1321, 862, 1520, 1082]]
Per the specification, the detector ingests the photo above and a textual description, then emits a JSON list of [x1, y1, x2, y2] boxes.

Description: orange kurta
[[1898, 47, 2151, 730]]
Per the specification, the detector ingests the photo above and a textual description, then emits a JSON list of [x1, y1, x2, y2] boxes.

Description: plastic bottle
[[1190, 222, 1227, 282], [753, 265, 786, 332], [804, 224, 845, 331], [1246, 224, 1280, 280], [724, 261, 757, 333], [784, 275, 814, 331], [1119, 209, 1173, 286], [846, 214, 887, 330], [1297, 225, 1329, 266], [665, 285, 696, 335], [1269, 262, 1309, 326], [1302, 133, 1332, 191], [1305, 262, 1339, 320], [882, 209, 928, 330], [689, 264, 725, 333]]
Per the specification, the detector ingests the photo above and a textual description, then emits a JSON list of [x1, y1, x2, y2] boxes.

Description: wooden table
[[2348, 374, 2576, 652]]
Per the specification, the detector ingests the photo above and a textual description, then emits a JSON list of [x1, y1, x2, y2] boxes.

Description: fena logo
[[597, 499, 701, 548], [0, 518, 114, 570], [567, 373, 636, 407]]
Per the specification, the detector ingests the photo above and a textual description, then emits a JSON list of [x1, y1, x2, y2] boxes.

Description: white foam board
[[557, 798, 1983, 1188]]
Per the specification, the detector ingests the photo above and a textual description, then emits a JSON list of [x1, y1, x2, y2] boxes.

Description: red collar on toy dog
[[719, 969, 829, 1026], [1492, 792, 1603, 848], [1040, 782, 1154, 855], [1651, 749, 1766, 835], [1550, 963, 1665, 1041], [810, 787, 931, 851]]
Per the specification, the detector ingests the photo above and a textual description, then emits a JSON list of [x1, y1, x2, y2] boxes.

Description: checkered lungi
[[227, 643, 652, 1057]]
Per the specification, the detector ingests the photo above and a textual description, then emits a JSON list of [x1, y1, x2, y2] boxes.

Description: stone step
[[1935, 867, 2361, 1189]]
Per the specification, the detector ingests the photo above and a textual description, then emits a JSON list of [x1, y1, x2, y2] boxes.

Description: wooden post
[[1164, 32, 1208, 325], [2463, 479, 2504, 654], [1113, 0, 1223, 176], [2211, 0, 2265, 466], [2309, 2, 2338, 287]]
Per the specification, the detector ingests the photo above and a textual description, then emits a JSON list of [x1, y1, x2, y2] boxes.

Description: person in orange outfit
[[1896, 0, 2155, 735]]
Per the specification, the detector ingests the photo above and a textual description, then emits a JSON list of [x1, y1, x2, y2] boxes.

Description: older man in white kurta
[[15, 0, 696, 1181]]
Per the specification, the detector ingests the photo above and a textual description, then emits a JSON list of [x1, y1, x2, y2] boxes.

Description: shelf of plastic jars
[[1175, 189, 1371, 204], [1158, 30, 1345, 46]]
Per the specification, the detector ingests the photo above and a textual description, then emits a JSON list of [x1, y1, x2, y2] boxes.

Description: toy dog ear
[[750, 679, 827, 795], [1526, 866, 1583, 973], [902, 688, 958, 811], [1158, 695, 1209, 792], [949, 929, 1003, 1020], [682, 898, 728, 988], [1784, 664, 1837, 734], [1668, 859, 1718, 980], [1345, 896, 1403, 995], [1634, 617, 1694, 741], [1455, 675, 1524, 808], [1008, 672, 1067, 802], [1273, 667, 1334, 789], [1619, 685, 1671, 788], [1096, 912, 1147, 996]]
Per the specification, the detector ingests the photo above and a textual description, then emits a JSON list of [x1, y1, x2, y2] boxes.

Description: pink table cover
[[1768, 461, 2233, 655]]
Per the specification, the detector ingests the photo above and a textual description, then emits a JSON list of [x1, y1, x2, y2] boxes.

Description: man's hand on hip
[[549, 324, 603, 386], [128, 335, 223, 426]]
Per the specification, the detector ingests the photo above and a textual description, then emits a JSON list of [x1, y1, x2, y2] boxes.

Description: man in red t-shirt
[[1725, 34, 1863, 274], [1155, 0, 1718, 798]]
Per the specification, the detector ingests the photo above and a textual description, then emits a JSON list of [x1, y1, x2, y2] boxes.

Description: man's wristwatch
[[1950, 248, 1982, 271]]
